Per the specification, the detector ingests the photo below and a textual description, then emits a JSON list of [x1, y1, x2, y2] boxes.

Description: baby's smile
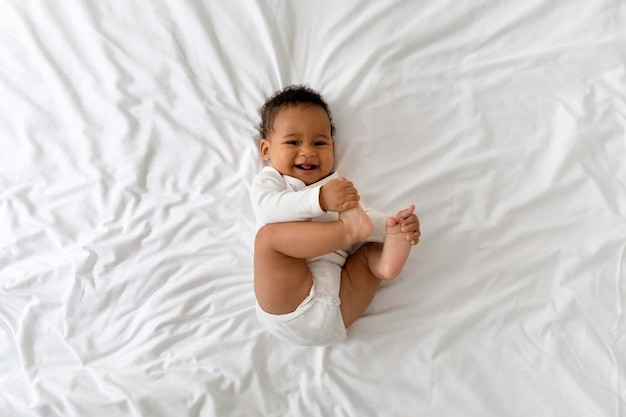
[[295, 164, 318, 171], [260, 104, 335, 185]]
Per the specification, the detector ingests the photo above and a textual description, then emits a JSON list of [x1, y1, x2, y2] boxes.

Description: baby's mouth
[[295, 164, 318, 171]]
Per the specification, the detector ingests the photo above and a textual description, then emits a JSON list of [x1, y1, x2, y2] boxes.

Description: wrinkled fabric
[[1, 1, 625, 416]]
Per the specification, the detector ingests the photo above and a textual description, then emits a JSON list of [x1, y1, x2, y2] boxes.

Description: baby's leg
[[338, 243, 381, 328], [255, 207, 373, 315], [339, 218, 414, 328], [256, 207, 372, 260], [366, 217, 412, 280]]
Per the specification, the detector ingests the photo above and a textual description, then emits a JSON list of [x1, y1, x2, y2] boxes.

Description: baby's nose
[[300, 145, 316, 156]]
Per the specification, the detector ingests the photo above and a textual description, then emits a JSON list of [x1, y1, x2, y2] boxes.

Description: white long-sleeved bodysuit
[[251, 166, 387, 345]]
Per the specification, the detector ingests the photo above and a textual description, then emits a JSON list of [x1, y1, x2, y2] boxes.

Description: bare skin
[[338, 206, 419, 327], [254, 204, 420, 326], [254, 205, 374, 315], [253, 101, 420, 329]]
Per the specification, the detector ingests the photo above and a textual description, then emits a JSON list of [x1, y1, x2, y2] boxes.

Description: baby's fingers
[[405, 228, 421, 245], [396, 204, 415, 220], [339, 199, 360, 211], [400, 215, 420, 245], [400, 214, 419, 228], [401, 220, 419, 232]]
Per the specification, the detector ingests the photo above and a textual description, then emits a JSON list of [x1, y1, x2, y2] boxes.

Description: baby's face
[[260, 104, 334, 185]]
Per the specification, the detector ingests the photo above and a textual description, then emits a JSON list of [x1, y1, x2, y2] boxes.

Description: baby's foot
[[378, 217, 412, 280], [339, 206, 373, 243]]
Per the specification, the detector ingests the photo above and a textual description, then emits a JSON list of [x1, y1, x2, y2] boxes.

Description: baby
[[251, 85, 420, 346]]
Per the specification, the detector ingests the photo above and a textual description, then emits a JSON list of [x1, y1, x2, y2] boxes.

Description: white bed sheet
[[1, 1, 625, 416]]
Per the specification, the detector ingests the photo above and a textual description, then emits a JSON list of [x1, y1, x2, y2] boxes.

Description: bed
[[1, 1, 625, 416]]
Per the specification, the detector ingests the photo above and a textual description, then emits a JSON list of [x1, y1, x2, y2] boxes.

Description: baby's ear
[[259, 138, 271, 160]]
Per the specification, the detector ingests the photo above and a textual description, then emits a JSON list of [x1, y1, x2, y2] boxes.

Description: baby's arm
[[251, 168, 361, 225], [251, 168, 323, 224]]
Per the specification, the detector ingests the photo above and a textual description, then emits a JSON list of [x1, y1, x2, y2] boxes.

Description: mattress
[[1, 1, 625, 416]]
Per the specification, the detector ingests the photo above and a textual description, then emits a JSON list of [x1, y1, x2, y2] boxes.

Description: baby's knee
[[254, 224, 274, 248]]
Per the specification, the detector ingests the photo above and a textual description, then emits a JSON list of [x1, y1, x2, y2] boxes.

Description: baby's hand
[[319, 177, 360, 212], [395, 204, 420, 245]]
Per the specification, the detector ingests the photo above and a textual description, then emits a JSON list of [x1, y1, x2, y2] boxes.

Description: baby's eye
[[285, 140, 298, 145], [314, 141, 330, 146]]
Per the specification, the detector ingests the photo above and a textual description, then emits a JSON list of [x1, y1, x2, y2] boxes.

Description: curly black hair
[[257, 85, 336, 139]]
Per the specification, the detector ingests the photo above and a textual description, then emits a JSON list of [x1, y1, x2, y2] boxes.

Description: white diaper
[[256, 256, 347, 346]]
